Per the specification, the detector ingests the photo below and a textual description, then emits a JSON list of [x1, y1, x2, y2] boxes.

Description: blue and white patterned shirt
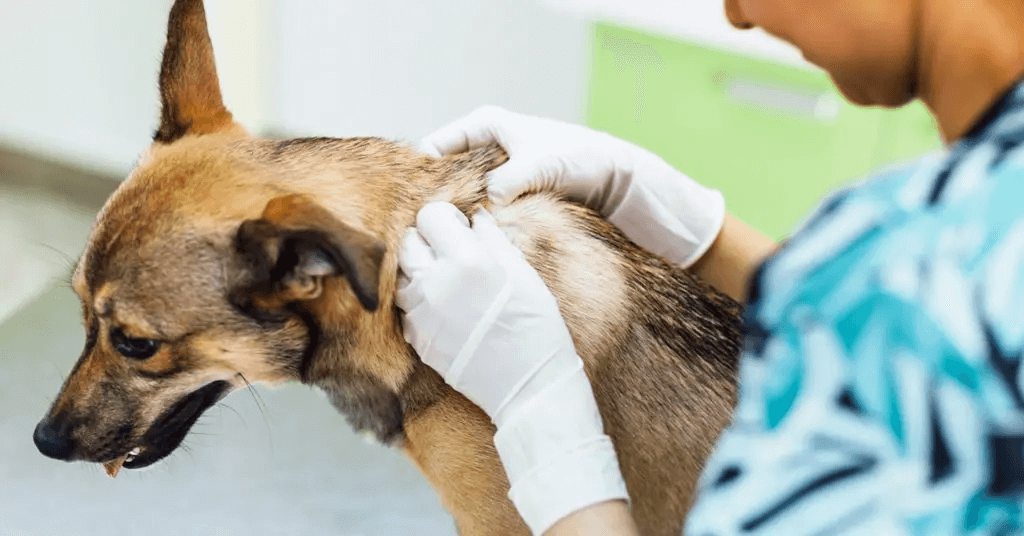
[[686, 80, 1024, 535]]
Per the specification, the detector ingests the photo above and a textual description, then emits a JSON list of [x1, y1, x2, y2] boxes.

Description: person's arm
[[543, 500, 639, 536], [689, 213, 778, 303]]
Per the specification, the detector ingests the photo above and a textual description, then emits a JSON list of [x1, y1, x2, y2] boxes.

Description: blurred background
[[0, 0, 942, 534]]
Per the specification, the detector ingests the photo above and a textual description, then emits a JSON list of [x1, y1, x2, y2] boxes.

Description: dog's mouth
[[101, 380, 232, 478], [102, 447, 142, 478]]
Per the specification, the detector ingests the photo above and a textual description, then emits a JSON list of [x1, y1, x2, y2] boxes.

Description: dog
[[31, 1, 743, 534]]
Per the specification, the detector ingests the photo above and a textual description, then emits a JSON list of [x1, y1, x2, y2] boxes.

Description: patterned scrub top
[[686, 80, 1024, 536]]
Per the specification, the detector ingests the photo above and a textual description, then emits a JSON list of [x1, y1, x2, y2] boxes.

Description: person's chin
[[833, 77, 915, 109]]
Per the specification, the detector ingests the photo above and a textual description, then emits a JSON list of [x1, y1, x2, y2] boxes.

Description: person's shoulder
[[746, 153, 940, 319], [784, 152, 944, 242], [750, 114, 1024, 324], [751, 155, 1024, 359], [749, 152, 1017, 316]]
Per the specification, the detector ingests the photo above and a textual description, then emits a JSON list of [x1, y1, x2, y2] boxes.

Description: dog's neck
[[296, 147, 506, 445], [302, 320, 451, 446]]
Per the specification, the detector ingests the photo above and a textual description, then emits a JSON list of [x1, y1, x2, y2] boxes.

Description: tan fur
[[36, 1, 743, 534], [403, 385, 527, 534]]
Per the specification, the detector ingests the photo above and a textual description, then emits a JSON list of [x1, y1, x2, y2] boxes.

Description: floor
[[0, 181, 457, 535]]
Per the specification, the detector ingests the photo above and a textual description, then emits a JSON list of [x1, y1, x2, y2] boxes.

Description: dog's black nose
[[33, 417, 76, 461]]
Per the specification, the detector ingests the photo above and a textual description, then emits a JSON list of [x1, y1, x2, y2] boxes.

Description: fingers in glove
[[472, 208, 515, 251], [419, 105, 509, 157], [471, 207, 500, 232], [394, 277, 424, 314], [397, 228, 435, 276], [417, 142, 443, 159], [396, 272, 412, 294], [474, 208, 534, 264], [415, 202, 476, 258], [395, 229, 433, 312], [486, 157, 551, 204]]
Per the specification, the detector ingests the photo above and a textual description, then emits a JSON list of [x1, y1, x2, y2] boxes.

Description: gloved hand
[[396, 202, 629, 535], [419, 105, 726, 268]]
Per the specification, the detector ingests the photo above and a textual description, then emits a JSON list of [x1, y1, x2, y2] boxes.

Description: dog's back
[[506, 196, 742, 532], [419, 147, 743, 535]]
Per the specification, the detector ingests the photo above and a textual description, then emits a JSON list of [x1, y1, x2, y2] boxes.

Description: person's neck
[[917, 0, 1024, 142]]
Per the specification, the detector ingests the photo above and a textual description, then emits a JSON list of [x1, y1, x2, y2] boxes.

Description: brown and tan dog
[[32, 1, 743, 534]]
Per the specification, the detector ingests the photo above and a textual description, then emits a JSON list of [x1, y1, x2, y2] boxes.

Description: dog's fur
[[33, 1, 743, 534]]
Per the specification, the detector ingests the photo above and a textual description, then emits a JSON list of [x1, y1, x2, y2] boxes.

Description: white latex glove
[[396, 202, 629, 535], [419, 105, 726, 267]]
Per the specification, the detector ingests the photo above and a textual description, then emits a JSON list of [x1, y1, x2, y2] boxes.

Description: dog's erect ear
[[232, 195, 386, 314], [154, 0, 234, 143]]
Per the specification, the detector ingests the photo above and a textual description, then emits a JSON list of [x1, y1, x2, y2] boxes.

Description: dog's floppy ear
[[154, 0, 234, 143], [232, 195, 386, 314]]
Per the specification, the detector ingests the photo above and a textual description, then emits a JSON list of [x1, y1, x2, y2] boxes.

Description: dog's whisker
[[177, 442, 198, 465], [239, 373, 274, 453], [34, 243, 79, 289], [242, 374, 270, 417], [35, 242, 77, 270], [219, 402, 246, 427], [45, 360, 69, 386]]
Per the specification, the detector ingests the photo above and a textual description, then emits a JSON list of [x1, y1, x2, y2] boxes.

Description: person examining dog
[[396, 0, 1024, 534]]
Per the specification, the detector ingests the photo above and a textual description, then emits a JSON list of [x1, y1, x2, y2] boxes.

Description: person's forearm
[[543, 500, 639, 536], [689, 213, 778, 303]]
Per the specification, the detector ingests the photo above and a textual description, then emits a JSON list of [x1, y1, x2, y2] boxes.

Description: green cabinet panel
[[587, 24, 942, 240], [874, 101, 945, 169]]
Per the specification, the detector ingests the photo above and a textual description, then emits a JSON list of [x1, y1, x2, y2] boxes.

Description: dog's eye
[[110, 328, 160, 360]]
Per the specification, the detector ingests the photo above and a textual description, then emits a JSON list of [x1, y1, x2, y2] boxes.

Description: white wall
[[271, 0, 590, 143], [0, 0, 168, 176], [205, 0, 275, 138], [0, 0, 589, 176], [543, 0, 810, 69]]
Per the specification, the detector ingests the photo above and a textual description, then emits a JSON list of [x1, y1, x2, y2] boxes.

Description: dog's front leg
[[402, 391, 529, 535]]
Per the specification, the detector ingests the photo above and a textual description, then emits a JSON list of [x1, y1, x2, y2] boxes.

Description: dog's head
[[34, 183, 391, 475], [32, 0, 492, 476]]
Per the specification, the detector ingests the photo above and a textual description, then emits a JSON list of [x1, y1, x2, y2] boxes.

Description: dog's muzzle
[[125, 380, 233, 470], [32, 380, 233, 474]]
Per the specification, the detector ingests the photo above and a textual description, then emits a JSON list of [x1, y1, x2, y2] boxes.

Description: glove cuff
[[507, 436, 628, 535], [679, 188, 725, 267], [493, 363, 629, 534], [607, 158, 726, 268]]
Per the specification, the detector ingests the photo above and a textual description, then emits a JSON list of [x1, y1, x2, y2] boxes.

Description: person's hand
[[419, 105, 726, 268], [396, 202, 629, 535]]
